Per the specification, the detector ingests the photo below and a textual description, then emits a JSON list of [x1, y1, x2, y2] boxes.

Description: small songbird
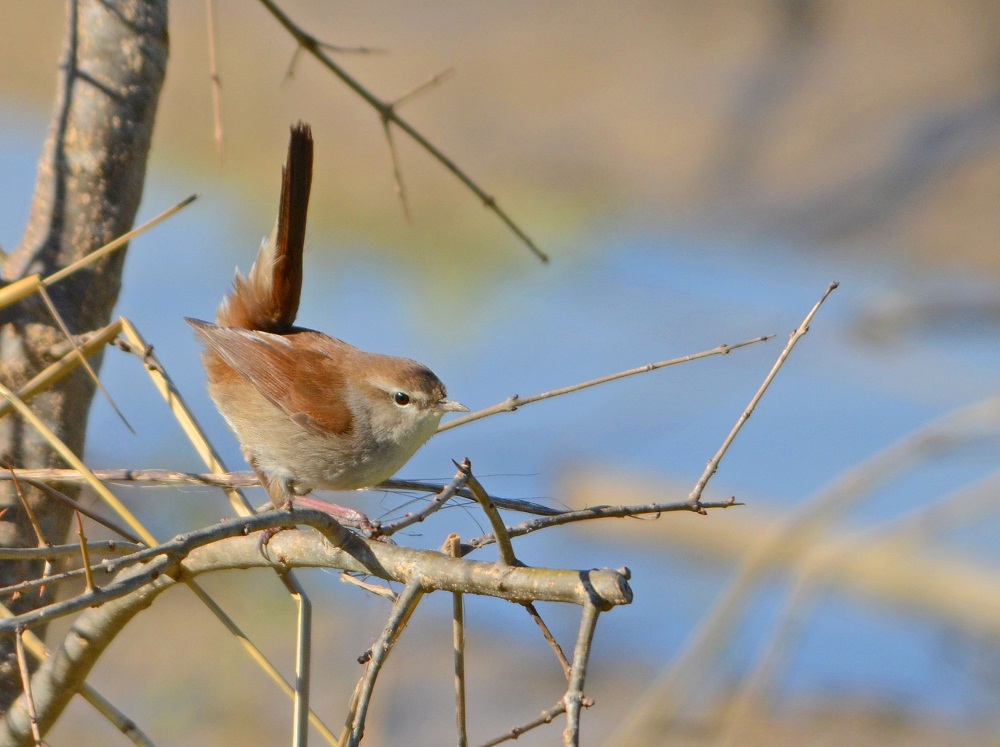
[[187, 123, 466, 519]]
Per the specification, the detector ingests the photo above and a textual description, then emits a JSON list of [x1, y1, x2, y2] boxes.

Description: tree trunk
[[0, 0, 167, 711]]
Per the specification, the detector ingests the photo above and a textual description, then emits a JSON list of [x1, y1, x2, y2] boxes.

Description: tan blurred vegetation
[[5, 1, 1000, 274]]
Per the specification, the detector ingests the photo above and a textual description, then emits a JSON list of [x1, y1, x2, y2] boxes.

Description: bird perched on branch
[[188, 123, 466, 527]]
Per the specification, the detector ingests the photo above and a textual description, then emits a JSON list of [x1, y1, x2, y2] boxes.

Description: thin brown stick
[[380, 67, 453, 220], [447, 535, 468, 747], [460, 461, 517, 565], [15, 629, 42, 747], [687, 283, 838, 505], [523, 603, 571, 678], [277, 570, 311, 747], [3, 603, 156, 746], [286, 38, 383, 78], [205, 0, 224, 162], [256, 0, 549, 263], [9, 467, 53, 599], [10, 467, 46, 547], [438, 335, 774, 433], [381, 117, 411, 221], [74, 511, 97, 595], [393, 67, 455, 109], [477, 701, 569, 747]]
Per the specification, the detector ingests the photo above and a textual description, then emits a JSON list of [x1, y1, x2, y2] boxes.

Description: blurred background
[[2, 1, 1000, 745]]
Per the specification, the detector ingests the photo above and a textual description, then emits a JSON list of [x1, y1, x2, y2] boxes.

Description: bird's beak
[[436, 399, 469, 414]]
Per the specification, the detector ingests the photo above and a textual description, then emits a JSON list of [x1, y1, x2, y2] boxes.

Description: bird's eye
[[393, 391, 411, 406]]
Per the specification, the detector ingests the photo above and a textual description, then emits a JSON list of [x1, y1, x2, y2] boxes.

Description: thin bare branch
[[377, 465, 469, 537], [381, 117, 411, 221], [10, 467, 46, 548], [340, 574, 397, 600], [277, 570, 311, 747], [75, 512, 97, 594], [563, 601, 601, 746], [347, 581, 425, 747], [0, 541, 142, 561], [461, 461, 516, 565], [20, 478, 144, 545], [0, 559, 99, 600], [256, 0, 549, 262], [15, 630, 42, 747], [10, 466, 54, 599], [688, 282, 838, 505], [205, 0, 224, 162], [439, 335, 774, 433], [464, 498, 740, 553], [478, 700, 568, 747], [607, 392, 1000, 745], [1, 604, 155, 746], [447, 534, 469, 747], [392, 67, 455, 109], [523, 602, 571, 678], [0, 469, 563, 517]]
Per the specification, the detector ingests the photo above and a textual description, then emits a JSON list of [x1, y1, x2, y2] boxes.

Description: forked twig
[[381, 67, 455, 218], [256, 0, 549, 263], [687, 282, 839, 506]]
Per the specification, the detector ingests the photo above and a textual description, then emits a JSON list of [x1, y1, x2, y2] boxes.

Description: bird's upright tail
[[215, 122, 313, 332]]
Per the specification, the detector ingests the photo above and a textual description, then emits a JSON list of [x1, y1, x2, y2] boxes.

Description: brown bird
[[187, 123, 466, 525]]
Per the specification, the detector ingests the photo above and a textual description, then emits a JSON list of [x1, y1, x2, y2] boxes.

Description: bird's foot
[[291, 494, 381, 538]]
